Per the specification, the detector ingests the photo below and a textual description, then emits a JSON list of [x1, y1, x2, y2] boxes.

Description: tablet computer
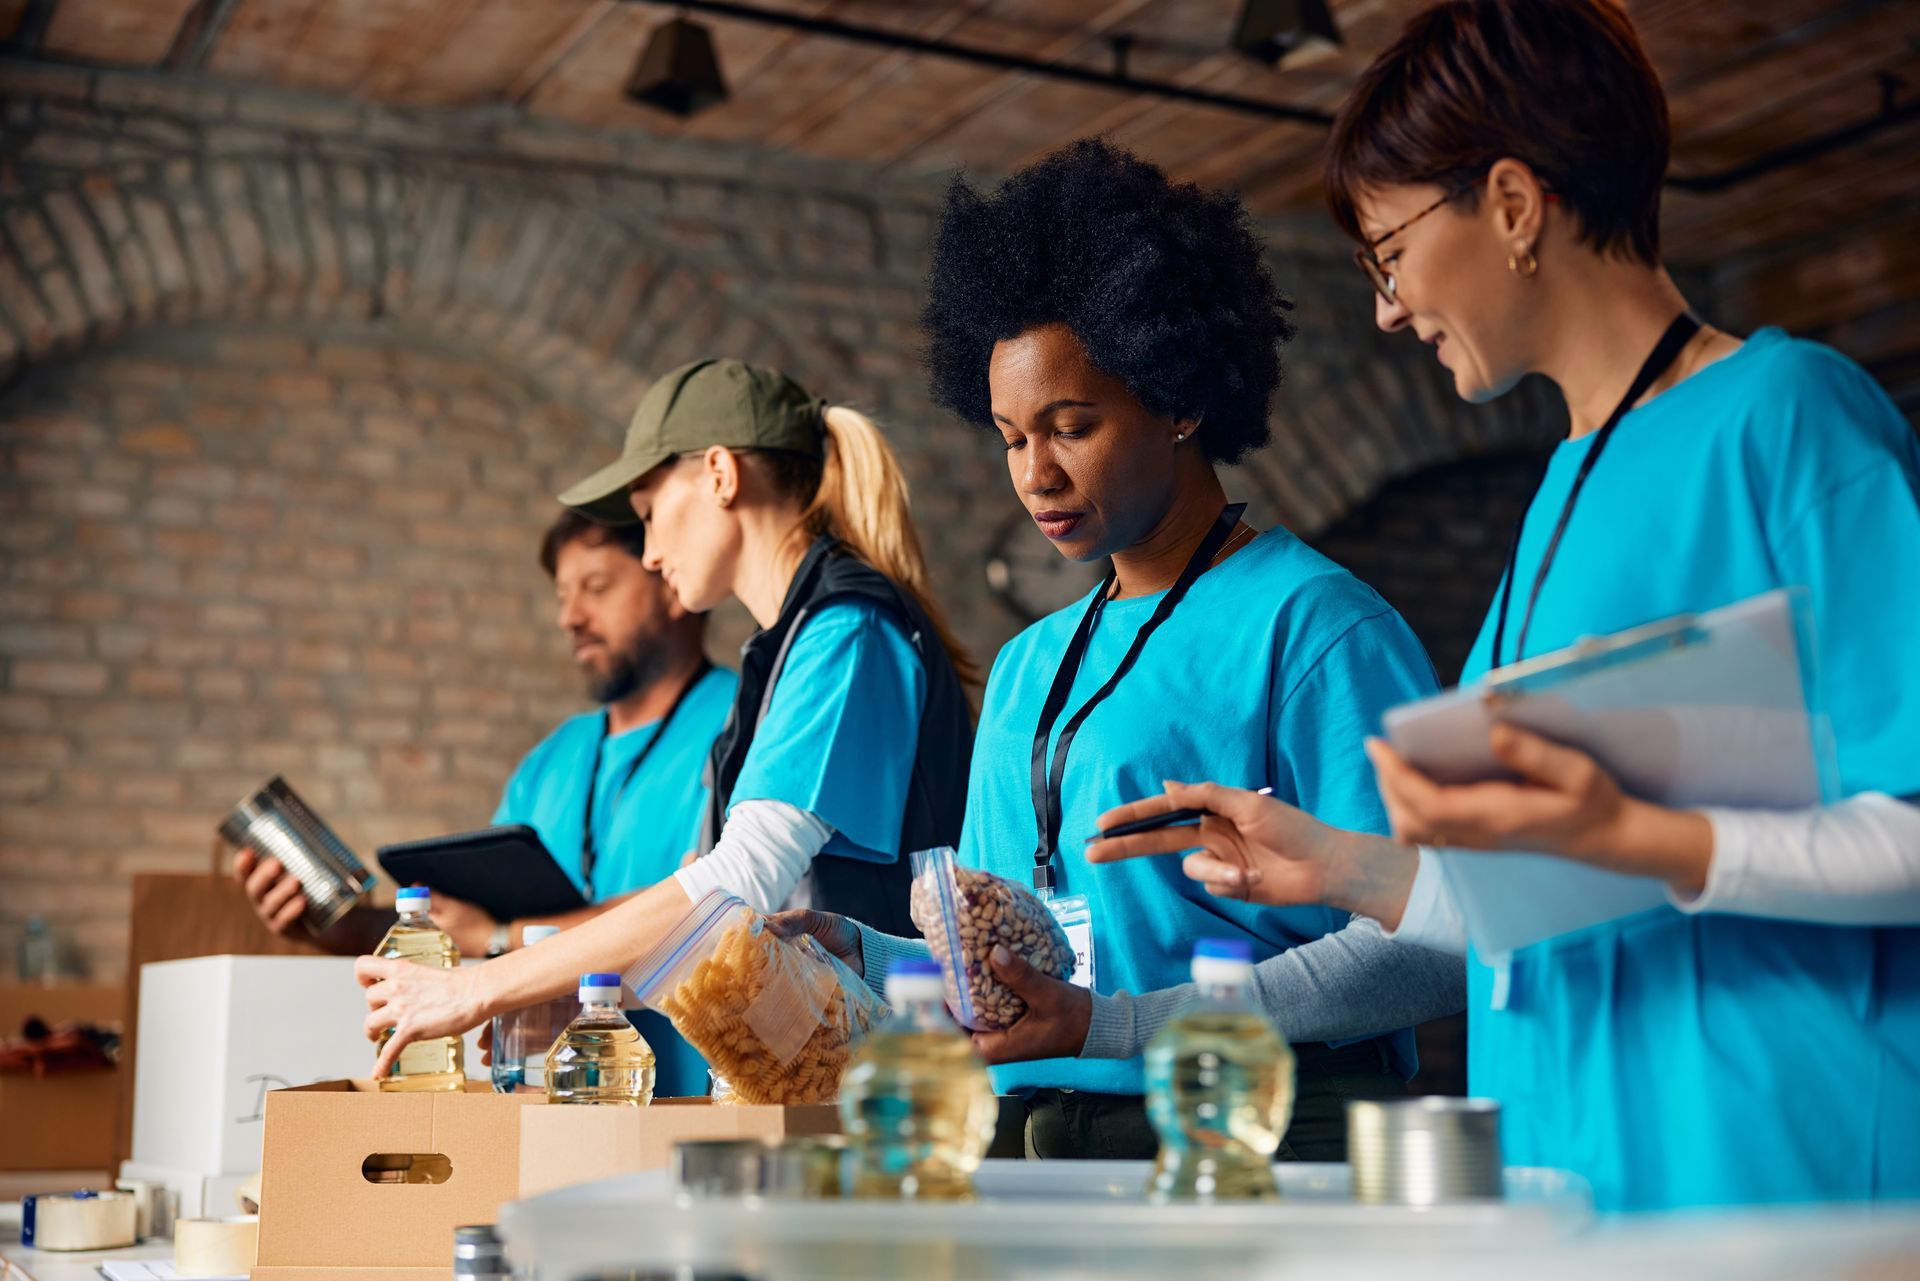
[[376, 825, 589, 922]]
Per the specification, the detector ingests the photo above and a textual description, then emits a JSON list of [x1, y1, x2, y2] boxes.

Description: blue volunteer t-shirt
[[493, 662, 736, 1097], [967, 526, 1440, 1097], [724, 598, 927, 864], [1457, 328, 1920, 1212]]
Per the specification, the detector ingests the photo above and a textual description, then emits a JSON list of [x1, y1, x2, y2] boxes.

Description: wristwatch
[[486, 922, 513, 958]]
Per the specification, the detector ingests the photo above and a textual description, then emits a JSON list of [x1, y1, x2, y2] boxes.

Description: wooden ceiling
[[6, 0, 1918, 261]]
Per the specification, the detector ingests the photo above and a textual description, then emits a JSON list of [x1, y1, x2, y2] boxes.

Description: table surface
[[0, 1198, 170, 1281]]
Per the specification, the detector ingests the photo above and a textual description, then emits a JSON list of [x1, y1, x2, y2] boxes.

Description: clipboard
[[1382, 588, 1838, 958]]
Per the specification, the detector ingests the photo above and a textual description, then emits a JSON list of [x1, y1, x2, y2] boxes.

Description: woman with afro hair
[[775, 139, 1465, 1162]]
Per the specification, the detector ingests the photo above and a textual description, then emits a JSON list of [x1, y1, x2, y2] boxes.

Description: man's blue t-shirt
[[963, 527, 1439, 1097], [493, 663, 736, 1096]]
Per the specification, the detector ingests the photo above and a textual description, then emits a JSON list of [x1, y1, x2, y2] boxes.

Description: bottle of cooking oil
[[489, 925, 573, 1093], [839, 957, 997, 1200], [374, 887, 465, 1093], [545, 973, 655, 1105], [1144, 938, 1294, 1202]]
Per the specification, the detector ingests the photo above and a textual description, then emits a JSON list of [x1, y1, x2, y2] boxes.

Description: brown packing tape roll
[[174, 1215, 260, 1278]]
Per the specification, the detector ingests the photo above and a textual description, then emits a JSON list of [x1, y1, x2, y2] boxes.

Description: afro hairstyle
[[921, 138, 1294, 466]]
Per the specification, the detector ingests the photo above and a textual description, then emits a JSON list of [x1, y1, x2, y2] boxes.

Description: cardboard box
[[0, 983, 123, 1172], [130, 956, 489, 1178], [518, 1096, 839, 1198], [254, 1081, 839, 1280], [255, 1081, 527, 1281]]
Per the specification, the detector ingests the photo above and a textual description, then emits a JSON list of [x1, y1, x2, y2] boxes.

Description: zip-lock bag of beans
[[626, 889, 888, 1105], [908, 846, 1078, 1031]]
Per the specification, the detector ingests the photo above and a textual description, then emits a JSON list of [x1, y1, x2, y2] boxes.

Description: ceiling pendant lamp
[[1231, 0, 1342, 65], [626, 16, 729, 117]]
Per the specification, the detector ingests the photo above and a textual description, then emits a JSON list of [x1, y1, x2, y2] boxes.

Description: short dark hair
[[539, 508, 646, 577], [1325, 0, 1668, 264], [921, 138, 1293, 466]]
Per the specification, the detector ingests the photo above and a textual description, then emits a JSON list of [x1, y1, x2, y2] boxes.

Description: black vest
[[700, 536, 973, 937]]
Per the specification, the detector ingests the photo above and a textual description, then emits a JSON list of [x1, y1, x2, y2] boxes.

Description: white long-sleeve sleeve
[[1677, 793, 1920, 925], [1380, 847, 1469, 955], [671, 799, 832, 914]]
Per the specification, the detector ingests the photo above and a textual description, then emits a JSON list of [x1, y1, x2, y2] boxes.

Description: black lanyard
[[579, 660, 711, 897], [1028, 502, 1247, 891], [1490, 314, 1701, 668]]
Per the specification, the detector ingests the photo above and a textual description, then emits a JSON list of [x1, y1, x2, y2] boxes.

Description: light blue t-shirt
[[1457, 328, 1920, 1212], [492, 663, 736, 1098], [492, 665, 737, 896], [725, 598, 927, 863], [966, 527, 1440, 1097]]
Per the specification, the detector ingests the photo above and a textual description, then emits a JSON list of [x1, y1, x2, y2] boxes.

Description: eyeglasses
[[1351, 183, 1477, 303], [1353, 178, 1561, 303]]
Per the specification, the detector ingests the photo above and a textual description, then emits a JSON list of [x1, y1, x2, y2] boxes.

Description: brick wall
[[1309, 450, 1555, 684], [1, 326, 621, 972], [0, 65, 1562, 981]]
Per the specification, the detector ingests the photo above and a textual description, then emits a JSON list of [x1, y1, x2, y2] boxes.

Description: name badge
[[1044, 892, 1096, 990]]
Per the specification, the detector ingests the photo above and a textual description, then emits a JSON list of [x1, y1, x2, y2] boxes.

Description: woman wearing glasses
[[1093, 0, 1920, 1212], [778, 138, 1465, 1162]]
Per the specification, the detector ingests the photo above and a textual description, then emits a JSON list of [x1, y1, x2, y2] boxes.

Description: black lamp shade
[[626, 17, 729, 117], [1232, 0, 1342, 65]]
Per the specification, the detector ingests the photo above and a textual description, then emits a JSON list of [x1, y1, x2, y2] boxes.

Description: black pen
[[1088, 786, 1274, 841]]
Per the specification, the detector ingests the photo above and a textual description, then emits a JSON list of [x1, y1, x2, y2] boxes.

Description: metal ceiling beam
[[621, 0, 1338, 126], [1, 0, 61, 54], [163, 0, 247, 71]]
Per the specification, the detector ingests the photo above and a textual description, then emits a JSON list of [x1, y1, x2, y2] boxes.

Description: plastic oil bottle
[[839, 957, 997, 1200], [374, 886, 466, 1093], [1144, 938, 1294, 1201], [489, 925, 573, 1093], [545, 973, 655, 1105]]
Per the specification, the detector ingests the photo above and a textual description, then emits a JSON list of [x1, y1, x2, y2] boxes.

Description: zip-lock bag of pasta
[[626, 890, 888, 1105]]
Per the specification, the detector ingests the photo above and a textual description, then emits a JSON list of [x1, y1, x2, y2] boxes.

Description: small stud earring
[[1174, 432, 1188, 443]]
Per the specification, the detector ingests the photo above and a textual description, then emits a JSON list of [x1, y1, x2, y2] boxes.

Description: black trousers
[[1021, 1038, 1404, 1162]]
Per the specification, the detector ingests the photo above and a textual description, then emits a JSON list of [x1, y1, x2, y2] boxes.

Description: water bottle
[[374, 888, 465, 1093], [839, 958, 997, 1200], [489, 925, 574, 1093], [1143, 938, 1294, 1201]]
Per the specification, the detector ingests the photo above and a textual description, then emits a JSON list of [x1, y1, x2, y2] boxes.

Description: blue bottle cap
[[1193, 938, 1254, 964], [892, 958, 943, 979], [580, 972, 622, 987]]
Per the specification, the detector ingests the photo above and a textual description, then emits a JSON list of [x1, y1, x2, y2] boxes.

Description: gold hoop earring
[[1508, 250, 1538, 278]]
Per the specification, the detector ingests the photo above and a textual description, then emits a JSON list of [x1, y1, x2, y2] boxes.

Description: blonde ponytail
[[789, 406, 981, 692]]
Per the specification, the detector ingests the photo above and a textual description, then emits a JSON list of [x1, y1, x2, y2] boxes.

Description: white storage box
[[131, 955, 488, 1177]]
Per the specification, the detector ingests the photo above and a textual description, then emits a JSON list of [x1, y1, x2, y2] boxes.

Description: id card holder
[[1042, 891, 1096, 990]]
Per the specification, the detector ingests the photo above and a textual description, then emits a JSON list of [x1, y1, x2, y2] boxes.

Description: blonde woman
[[357, 359, 975, 1076]]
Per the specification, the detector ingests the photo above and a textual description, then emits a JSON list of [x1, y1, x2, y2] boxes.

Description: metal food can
[[672, 1139, 773, 1199], [453, 1224, 512, 1280], [1347, 1096, 1504, 1206], [216, 776, 373, 934]]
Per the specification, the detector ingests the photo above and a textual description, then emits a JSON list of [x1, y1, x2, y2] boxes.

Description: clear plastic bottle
[[489, 925, 573, 1093], [1144, 938, 1294, 1202], [839, 957, 997, 1200], [375, 887, 466, 1093], [545, 973, 655, 1106]]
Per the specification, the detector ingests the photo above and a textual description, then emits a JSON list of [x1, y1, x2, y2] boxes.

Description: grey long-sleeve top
[[855, 914, 1464, 1067]]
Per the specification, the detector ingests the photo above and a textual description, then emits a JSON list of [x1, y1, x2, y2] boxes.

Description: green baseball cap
[[558, 358, 828, 525]]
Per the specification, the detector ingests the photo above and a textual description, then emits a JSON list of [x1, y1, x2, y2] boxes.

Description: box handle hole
[[361, 1153, 453, 1185]]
